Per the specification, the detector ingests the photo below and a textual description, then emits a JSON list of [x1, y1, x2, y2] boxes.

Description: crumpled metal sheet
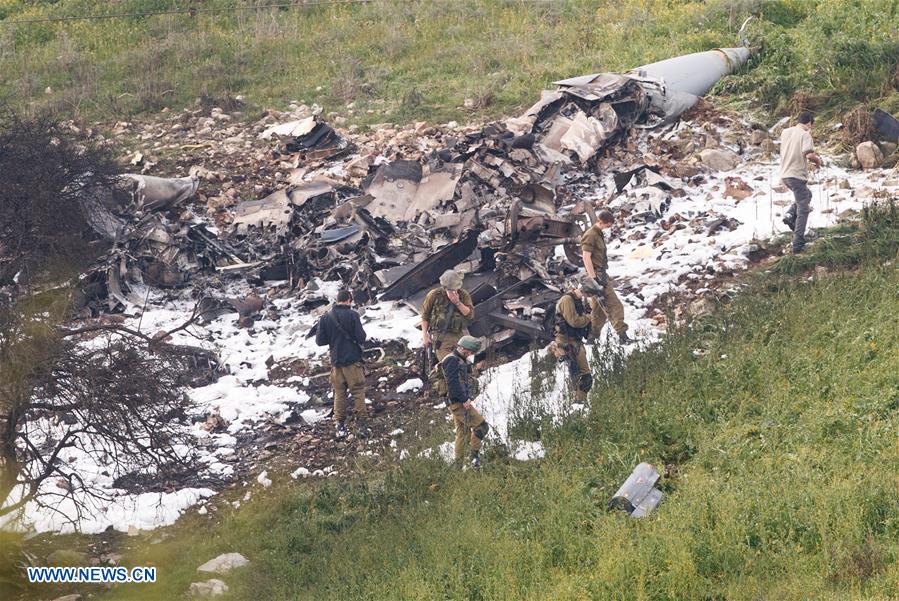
[[559, 105, 619, 163], [260, 115, 317, 140], [121, 174, 199, 211], [232, 190, 293, 234], [363, 160, 463, 223]]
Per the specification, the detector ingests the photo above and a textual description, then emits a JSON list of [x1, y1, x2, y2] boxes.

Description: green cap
[[458, 335, 481, 352]]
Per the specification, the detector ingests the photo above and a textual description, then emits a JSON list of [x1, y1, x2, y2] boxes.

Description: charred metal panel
[[379, 229, 480, 301], [608, 463, 664, 518]]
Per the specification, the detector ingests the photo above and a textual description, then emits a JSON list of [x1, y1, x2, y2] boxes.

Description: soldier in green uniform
[[580, 209, 632, 344], [420, 269, 475, 361], [439, 335, 490, 468], [551, 279, 595, 402]]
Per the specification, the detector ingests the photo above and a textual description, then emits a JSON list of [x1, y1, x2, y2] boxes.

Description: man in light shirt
[[779, 111, 823, 253]]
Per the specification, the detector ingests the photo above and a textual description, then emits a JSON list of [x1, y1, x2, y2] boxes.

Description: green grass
[[1, 0, 897, 126], [12, 203, 895, 601]]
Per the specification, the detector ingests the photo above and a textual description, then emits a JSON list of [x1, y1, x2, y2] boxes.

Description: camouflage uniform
[[554, 293, 593, 402], [440, 349, 489, 462], [421, 287, 475, 360], [580, 226, 628, 337]]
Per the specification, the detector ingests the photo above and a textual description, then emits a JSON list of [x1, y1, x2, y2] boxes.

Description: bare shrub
[[842, 105, 875, 147], [0, 302, 215, 528], [0, 108, 120, 287]]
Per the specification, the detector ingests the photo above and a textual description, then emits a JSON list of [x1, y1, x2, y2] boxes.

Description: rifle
[[419, 343, 438, 385], [421, 294, 458, 384]]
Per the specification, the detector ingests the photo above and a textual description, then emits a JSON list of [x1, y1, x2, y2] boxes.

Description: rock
[[769, 116, 790, 137], [878, 141, 897, 156], [699, 148, 740, 172], [723, 176, 753, 201], [855, 185, 877, 199], [749, 129, 768, 145], [201, 412, 228, 433], [189, 579, 229, 597], [46, 550, 88, 566], [189, 165, 219, 180], [256, 470, 272, 488], [856, 141, 884, 169], [838, 178, 851, 189], [51, 595, 82, 601], [197, 552, 250, 574], [229, 294, 264, 319], [688, 297, 715, 316], [346, 154, 372, 178]]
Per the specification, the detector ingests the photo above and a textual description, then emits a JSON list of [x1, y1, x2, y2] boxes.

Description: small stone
[[699, 148, 740, 172], [856, 141, 884, 170], [749, 129, 768, 145], [256, 471, 272, 488], [51, 595, 82, 601], [189, 579, 229, 597], [197, 553, 250, 574], [688, 297, 715, 316], [878, 141, 897, 157]]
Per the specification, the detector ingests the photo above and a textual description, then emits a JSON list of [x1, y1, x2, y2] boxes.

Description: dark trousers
[[783, 177, 812, 251]]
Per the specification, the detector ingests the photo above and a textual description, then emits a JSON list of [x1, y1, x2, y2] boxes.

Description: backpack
[[542, 294, 562, 336], [552, 294, 591, 340]]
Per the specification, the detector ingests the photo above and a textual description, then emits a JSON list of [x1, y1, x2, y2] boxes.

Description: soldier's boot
[[469, 449, 482, 470], [782, 207, 796, 231], [335, 421, 348, 440], [618, 330, 634, 344]]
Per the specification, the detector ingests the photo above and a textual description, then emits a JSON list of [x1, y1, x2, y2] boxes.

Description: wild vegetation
[[1, 0, 898, 127]]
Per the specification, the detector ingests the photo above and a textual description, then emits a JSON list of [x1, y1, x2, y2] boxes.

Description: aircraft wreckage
[[76, 39, 752, 355]]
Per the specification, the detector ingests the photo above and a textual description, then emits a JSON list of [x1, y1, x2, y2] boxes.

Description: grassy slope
[[25, 204, 889, 601], [1, 0, 898, 126]]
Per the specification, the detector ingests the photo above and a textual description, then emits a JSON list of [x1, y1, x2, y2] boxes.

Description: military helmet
[[439, 269, 464, 290], [458, 335, 482, 352], [579, 275, 603, 296]]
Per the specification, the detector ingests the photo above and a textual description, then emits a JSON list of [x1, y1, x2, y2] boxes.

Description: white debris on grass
[[197, 552, 250, 574], [396, 378, 424, 393], [512, 441, 546, 461], [291, 467, 311, 479], [19, 487, 215, 535], [300, 408, 329, 425]]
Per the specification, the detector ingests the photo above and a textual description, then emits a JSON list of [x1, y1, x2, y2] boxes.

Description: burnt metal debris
[[73, 45, 751, 351], [608, 462, 664, 518]]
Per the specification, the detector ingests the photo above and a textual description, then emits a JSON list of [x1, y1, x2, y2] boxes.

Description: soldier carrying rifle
[[550, 277, 599, 403]]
